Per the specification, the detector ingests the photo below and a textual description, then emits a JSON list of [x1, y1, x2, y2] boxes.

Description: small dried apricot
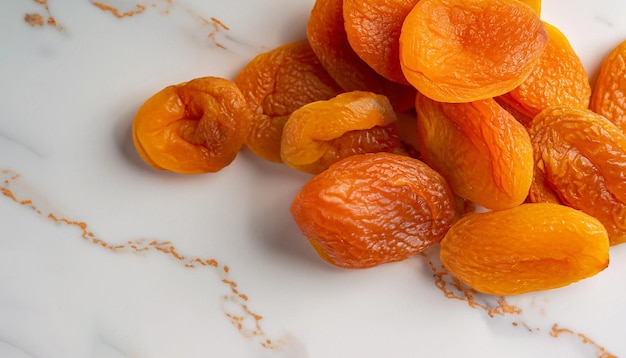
[[590, 39, 626, 134], [280, 91, 401, 174], [307, 0, 417, 111], [132, 76, 252, 174], [234, 40, 343, 163], [497, 22, 591, 125], [291, 152, 457, 269], [343, 0, 419, 84], [528, 106, 626, 245], [399, 0, 548, 102], [440, 203, 610, 295], [415, 92, 534, 211]]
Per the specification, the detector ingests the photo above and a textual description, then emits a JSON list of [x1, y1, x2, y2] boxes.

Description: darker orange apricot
[[234, 40, 343, 163], [399, 0, 548, 102], [343, 0, 419, 85], [307, 0, 417, 111], [291, 152, 457, 269]]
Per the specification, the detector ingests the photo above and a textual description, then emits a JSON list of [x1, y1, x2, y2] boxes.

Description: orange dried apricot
[[307, 0, 417, 111], [343, 0, 419, 84], [291, 152, 457, 269], [440, 203, 610, 295], [399, 0, 548, 102], [415, 92, 534, 211], [132, 76, 252, 174], [590, 39, 626, 134], [497, 22, 591, 126], [280, 91, 401, 174], [527, 106, 626, 245], [234, 40, 343, 163]]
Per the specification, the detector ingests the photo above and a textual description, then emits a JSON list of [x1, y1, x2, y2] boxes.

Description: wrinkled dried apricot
[[281, 91, 401, 174], [399, 0, 548, 102], [415, 92, 534, 210], [497, 22, 591, 125], [307, 0, 417, 111], [234, 40, 343, 163], [440, 203, 610, 295], [590, 39, 626, 134], [132, 76, 252, 174], [291, 152, 457, 269], [528, 106, 626, 245], [343, 0, 419, 84]]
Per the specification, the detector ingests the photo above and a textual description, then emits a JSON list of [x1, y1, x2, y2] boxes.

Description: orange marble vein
[[0, 169, 281, 350], [25, 0, 62, 30], [421, 251, 615, 358], [91, 1, 147, 18]]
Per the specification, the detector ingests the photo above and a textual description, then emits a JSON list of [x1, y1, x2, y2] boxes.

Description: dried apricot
[[399, 0, 548, 102], [517, 0, 541, 15], [343, 0, 419, 84], [281, 91, 401, 174], [307, 0, 417, 111], [291, 152, 457, 269], [132, 76, 252, 174], [590, 39, 626, 134], [497, 22, 591, 125], [440, 203, 610, 295], [234, 40, 343, 163], [415, 92, 534, 211], [528, 106, 626, 245]]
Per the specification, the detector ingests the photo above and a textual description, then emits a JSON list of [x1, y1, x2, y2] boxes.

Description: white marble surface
[[1, 0, 625, 357]]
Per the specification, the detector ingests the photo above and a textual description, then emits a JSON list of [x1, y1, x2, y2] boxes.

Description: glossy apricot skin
[[132, 77, 252, 174], [291, 152, 457, 269], [590, 39, 626, 134], [440, 203, 610, 295], [517, 0, 541, 14], [343, 0, 419, 84], [307, 0, 417, 111], [415, 93, 534, 211], [527, 106, 626, 246], [497, 22, 591, 125], [280, 91, 401, 174], [234, 40, 343, 163], [399, 0, 548, 102]]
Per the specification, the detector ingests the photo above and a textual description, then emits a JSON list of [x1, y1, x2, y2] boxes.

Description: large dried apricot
[[528, 106, 626, 245], [497, 22, 591, 126], [399, 0, 548, 102], [415, 92, 534, 211], [132, 77, 252, 174], [343, 0, 419, 84], [234, 40, 343, 163], [280, 91, 401, 174], [307, 0, 417, 111], [440, 203, 610, 295], [291, 152, 457, 269], [590, 39, 626, 134]]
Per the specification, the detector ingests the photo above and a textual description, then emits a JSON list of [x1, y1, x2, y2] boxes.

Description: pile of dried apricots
[[132, 0, 626, 296]]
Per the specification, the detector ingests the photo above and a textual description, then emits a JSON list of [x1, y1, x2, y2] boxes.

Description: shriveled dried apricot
[[307, 0, 417, 111], [415, 92, 534, 211], [440, 203, 610, 295], [280, 91, 401, 174], [399, 0, 548, 102], [132, 76, 252, 174], [527, 106, 626, 245], [497, 22, 591, 126], [590, 39, 626, 134], [234, 40, 343, 163], [343, 0, 419, 84], [291, 152, 457, 269]]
